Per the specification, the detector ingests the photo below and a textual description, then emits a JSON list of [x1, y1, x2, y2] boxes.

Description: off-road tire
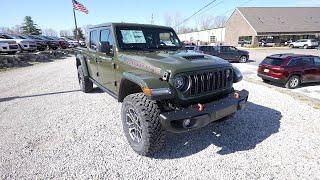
[[285, 75, 300, 89], [121, 93, 165, 156], [77, 66, 93, 93]]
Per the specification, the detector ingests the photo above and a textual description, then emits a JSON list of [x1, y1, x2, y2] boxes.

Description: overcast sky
[[0, 0, 319, 31]]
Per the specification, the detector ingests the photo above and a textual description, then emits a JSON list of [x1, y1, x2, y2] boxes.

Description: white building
[[178, 27, 225, 45]]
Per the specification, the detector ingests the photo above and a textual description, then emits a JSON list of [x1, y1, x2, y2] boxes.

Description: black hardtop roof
[[89, 22, 173, 30]]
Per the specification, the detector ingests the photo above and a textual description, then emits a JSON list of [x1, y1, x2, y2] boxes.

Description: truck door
[[96, 27, 117, 92], [85, 30, 99, 81], [219, 46, 232, 60]]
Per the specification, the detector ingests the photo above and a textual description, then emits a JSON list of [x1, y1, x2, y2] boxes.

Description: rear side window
[[311, 39, 317, 42], [100, 29, 113, 49], [314, 57, 320, 65], [288, 57, 313, 66], [262, 57, 283, 66], [89, 30, 98, 50]]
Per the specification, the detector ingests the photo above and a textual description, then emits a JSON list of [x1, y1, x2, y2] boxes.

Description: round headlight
[[174, 76, 185, 90]]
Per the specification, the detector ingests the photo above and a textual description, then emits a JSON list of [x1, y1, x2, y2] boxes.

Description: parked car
[[18, 35, 47, 51], [0, 39, 19, 54], [196, 45, 249, 63], [79, 40, 86, 47], [60, 37, 79, 47], [185, 45, 196, 52], [259, 39, 275, 47], [0, 34, 37, 52], [29, 35, 59, 50], [46, 36, 69, 49], [289, 39, 319, 49], [258, 54, 320, 89]]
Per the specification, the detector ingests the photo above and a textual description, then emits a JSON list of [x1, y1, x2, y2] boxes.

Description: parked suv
[[18, 35, 47, 51], [0, 39, 19, 54], [258, 54, 320, 89], [75, 23, 248, 156], [0, 34, 37, 52], [289, 39, 319, 49], [196, 45, 249, 63]]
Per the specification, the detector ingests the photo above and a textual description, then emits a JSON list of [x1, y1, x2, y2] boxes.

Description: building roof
[[237, 7, 320, 34]]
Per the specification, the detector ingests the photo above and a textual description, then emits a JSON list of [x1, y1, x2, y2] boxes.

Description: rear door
[[218, 46, 229, 60], [85, 30, 99, 81]]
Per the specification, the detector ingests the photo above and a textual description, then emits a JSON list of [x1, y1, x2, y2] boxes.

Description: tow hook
[[198, 103, 205, 112]]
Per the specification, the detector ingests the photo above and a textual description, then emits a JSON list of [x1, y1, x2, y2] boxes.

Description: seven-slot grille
[[187, 69, 232, 96]]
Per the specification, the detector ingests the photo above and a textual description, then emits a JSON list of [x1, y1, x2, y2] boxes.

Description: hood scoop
[[182, 55, 206, 60]]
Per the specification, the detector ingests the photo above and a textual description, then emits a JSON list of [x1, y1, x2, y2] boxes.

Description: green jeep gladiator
[[75, 23, 249, 156]]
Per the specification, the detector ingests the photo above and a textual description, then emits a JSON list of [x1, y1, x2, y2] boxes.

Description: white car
[[0, 39, 19, 54], [289, 39, 319, 49], [0, 34, 37, 52], [60, 37, 79, 48]]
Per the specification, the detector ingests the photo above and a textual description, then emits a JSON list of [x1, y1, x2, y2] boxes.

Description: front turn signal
[[143, 87, 153, 96]]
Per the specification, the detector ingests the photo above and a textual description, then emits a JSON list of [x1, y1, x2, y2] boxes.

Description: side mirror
[[99, 41, 112, 55]]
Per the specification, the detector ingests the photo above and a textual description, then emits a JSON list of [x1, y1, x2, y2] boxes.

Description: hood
[[238, 50, 249, 54], [119, 50, 231, 76]]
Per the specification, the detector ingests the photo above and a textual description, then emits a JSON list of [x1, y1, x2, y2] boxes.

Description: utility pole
[[72, 3, 78, 41], [151, 13, 155, 25]]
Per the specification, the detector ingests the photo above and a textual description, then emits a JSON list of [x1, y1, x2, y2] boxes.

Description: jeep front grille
[[187, 69, 232, 96]]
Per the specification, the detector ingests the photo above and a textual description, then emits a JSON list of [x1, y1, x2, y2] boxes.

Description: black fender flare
[[75, 53, 89, 77]]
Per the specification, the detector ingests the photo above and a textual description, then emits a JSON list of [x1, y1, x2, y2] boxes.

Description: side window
[[301, 57, 313, 65], [288, 58, 299, 66], [314, 57, 320, 65], [100, 29, 114, 49], [90, 30, 98, 50]]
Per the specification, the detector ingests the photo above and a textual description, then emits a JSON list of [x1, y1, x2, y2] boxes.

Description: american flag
[[72, 0, 88, 14]]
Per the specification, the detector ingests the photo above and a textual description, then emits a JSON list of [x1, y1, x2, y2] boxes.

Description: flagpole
[[72, 5, 79, 41]]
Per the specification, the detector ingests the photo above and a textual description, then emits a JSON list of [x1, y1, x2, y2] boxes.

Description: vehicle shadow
[[0, 90, 80, 103], [153, 101, 281, 159]]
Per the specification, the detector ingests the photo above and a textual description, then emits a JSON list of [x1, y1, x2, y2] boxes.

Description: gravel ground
[[1, 57, 320, 179]]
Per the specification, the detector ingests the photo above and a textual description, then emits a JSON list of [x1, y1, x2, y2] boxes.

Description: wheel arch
[[118, 78, 143, 102]]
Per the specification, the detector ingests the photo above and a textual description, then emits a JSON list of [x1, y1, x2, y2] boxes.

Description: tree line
[[0, 16, 85, 40]]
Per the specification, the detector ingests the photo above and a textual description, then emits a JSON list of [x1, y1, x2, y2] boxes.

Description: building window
[[238, 36, 252, 44], [210, 36, 216, 43]]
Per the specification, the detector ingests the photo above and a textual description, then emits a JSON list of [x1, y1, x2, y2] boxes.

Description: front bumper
[[159, 89, 249, 133]]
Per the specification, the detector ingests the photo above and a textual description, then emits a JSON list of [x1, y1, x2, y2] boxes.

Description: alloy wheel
[[125, 108, 143, 143]]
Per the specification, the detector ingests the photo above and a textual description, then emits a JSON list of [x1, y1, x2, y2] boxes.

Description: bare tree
[[164, 13, 173, 27], [199, 15, 215, 30], [213, 16, 227, 28], [59, 30, 72, 37], [42, 28, 58, 36]]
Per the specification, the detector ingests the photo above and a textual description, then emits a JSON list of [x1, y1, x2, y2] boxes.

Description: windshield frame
[[114, 25, 183, 52]]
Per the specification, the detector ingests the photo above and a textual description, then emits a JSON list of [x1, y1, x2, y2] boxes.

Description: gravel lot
[[1, 57, 320, 179]]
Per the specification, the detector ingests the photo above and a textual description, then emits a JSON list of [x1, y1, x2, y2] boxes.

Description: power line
[[174, 0, 218, 28]]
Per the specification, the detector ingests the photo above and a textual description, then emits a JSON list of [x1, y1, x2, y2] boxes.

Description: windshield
[[115, 26, 182, 51]]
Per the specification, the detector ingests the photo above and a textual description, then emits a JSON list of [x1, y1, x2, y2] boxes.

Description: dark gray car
[[196, 45, 249, 63]]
